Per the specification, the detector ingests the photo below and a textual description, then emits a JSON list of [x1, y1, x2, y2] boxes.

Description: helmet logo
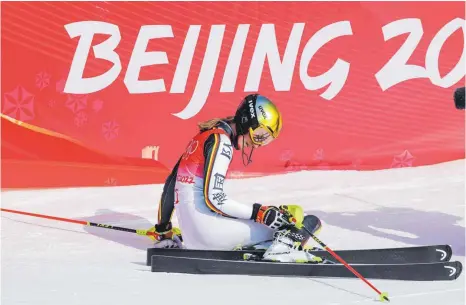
[[248, 100, 255, 118], [258, 105, 268, 120]]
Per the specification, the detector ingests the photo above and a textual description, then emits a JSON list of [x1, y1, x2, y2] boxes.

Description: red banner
[[2, 2, 465, 187]]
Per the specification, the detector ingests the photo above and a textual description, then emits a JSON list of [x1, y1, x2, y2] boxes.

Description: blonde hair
[[198, 116, 235, 132]]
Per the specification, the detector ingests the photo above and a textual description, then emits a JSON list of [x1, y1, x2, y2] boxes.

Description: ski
[[146, 244, 452, 266], [150, 255, 463, 281]]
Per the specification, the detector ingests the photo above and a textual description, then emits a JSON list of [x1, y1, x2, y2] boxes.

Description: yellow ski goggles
[[249, 124, 280, 146]]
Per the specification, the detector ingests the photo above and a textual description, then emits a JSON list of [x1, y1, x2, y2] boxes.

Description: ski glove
[[251, 204, 295, 230], [148, 222, 184, 248]]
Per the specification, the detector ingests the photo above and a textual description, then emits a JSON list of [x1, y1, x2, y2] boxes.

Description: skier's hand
[[148, 222, 184, 248], [278, 204, 304, 227], [251, 204, 295, 230]]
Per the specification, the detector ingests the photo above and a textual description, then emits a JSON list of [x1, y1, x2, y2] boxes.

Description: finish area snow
[[2, 160, 465, 305]]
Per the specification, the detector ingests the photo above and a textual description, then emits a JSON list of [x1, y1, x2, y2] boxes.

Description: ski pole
[[0, 208, 158, 238], [303, 226, 390, 302]]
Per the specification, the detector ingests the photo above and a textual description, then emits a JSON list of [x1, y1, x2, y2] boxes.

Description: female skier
[[147, 93, 323, 263]]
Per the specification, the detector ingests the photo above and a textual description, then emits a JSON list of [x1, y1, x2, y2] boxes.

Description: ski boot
[[262, 214, 325, 263]]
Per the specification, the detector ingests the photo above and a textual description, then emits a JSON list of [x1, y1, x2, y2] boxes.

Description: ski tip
[[445, 245, 453, 261], [380, 292, 390, 302]]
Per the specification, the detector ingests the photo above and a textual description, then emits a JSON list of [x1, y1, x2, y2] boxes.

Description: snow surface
[[1, 159, 465, 305]]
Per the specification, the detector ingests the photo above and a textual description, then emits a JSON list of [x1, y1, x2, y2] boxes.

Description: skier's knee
[[303, 214, 322, 235]]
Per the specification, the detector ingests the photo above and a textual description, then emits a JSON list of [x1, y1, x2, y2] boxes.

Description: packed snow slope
[[2, 159, 465, 305]]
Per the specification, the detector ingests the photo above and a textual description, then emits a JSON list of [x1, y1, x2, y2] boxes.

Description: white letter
[[300, 21, 353, 100], [375, 18, 427, 91], [64, 21, 121, 94], [220, 24, 250, 92], [426, 18, 466, 88], [245, 23, 305, 92], [172, 25, 225, 119], [124, 25, 174, 93], [170, 26, 201, 93]]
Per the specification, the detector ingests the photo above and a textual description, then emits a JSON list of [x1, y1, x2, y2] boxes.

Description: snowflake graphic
[[3, 86, 35, 121], [74, 111, 88, 127], [102, 120, 120, 141], [104, 177, 118, 186], [65, 94, 88, 113], [391, 150, 415, 168], [56, 79, 66, 94], [279, 150, 294, 162], [35, 72, 51, 90], [313, 148, 324, 161], [92, 99, 104, 112]]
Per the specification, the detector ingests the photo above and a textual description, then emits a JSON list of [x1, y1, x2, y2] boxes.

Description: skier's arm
[[203, 133, 295, 229], [203, 133, 254, 219], [156, 157, 181, 230]]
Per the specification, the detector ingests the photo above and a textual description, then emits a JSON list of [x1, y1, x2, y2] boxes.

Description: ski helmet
[[234, 94, 283, 147]]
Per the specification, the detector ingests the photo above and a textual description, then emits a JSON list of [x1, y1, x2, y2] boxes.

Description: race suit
[[156, 121, 273, 250]]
